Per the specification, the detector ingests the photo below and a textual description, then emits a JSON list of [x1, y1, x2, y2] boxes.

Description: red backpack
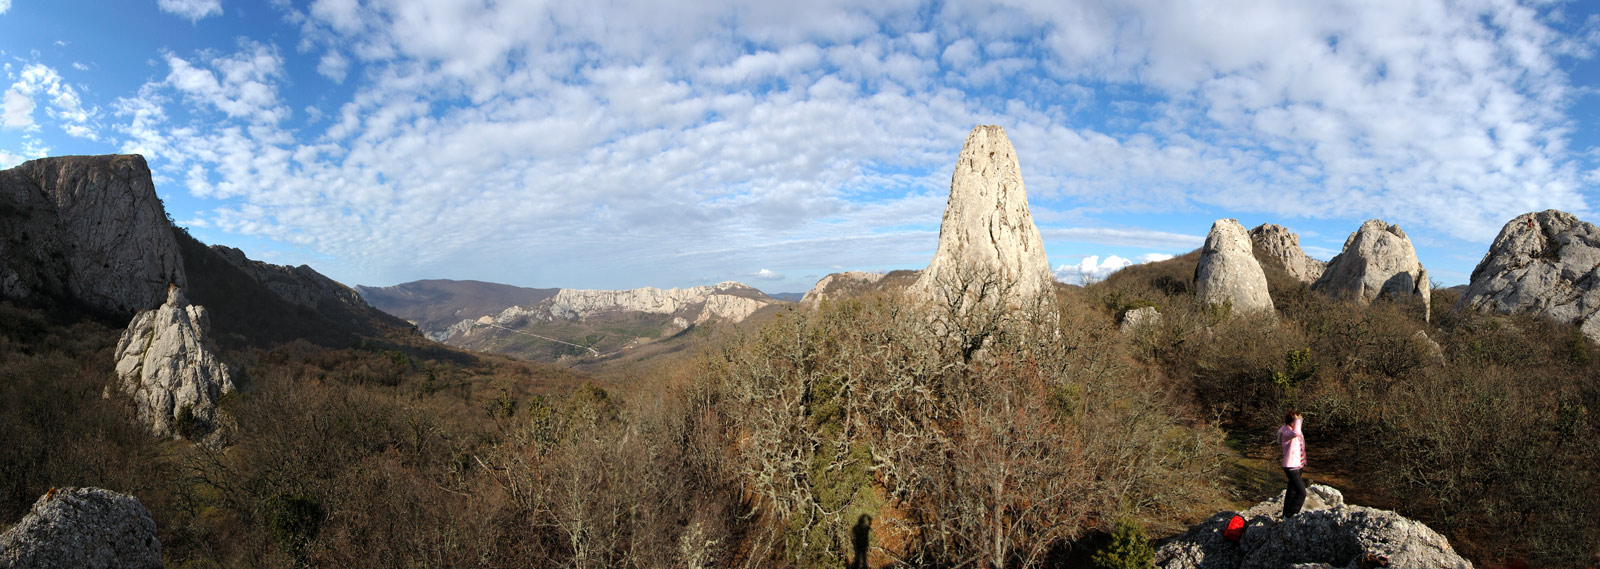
[[1223, 514, 1245, 541]]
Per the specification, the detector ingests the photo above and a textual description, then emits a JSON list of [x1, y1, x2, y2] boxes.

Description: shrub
[[266, 493, 324, 560], [1090, 520, 1154, 569]]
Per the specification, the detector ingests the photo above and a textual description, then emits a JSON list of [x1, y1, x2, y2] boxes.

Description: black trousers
[[1283, 467, 1306, 518]]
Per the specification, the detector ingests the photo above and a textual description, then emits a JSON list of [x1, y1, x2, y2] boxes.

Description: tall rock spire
[[910, 125, 1054, 308]]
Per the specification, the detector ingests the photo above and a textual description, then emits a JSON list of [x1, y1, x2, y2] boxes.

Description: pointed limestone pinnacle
[[911, 125, 1055, 308]]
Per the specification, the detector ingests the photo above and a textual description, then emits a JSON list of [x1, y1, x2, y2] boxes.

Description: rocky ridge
[[1195, 219, 1275, 315], [1312, 220, 1430, 321], [0, 155, 185, 316], [0, 487, 161, 569], [910, 125, 1055, 308], [112, 286, 235, 438], [441, 281, 779, 343], [1455, 210, 1600, 342], [1156, 485, 1470, 569], [1250, 223, 1326, 283], [800, 271, 888, 307], [210, 245, 370, 312]]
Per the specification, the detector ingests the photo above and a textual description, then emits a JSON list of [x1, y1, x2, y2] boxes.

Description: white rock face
[[0, 487, 161, 569], [1195, 219, 1275, 315], [1156, 485, 1470, 569], [800, 271, 887, 307], [1249, 223, 1326, 283], [910, 125, 1054, 307], [113, 286, 235, 438], [1312, 220, 1430, 321], [1456, 210, 1600, 341], [0, 155, 186, 315], [443, 281, 778, 342]]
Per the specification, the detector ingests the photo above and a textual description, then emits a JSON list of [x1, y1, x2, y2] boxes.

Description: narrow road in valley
[[483, 323, 600, 357]]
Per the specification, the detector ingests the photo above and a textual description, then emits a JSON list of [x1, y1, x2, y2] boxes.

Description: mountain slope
[[354, 279, 558, 340]]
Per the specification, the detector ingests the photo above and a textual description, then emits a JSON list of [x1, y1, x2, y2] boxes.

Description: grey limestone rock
[[801, 271, 887, 307], [1455, 210, 1600, 342], [1120, 306, 1163, 333], [0, 155, 186, 316], [1195, 219, 1275, 315], [113, 286, 235, 438], [0, 487, 161, 569], [1312, 220, 1430, 321], [910, 125, 1055, 308], [1250, 223, 1326, 283], [210, 244, 370, 311], [1155, 485, 1470, 569]]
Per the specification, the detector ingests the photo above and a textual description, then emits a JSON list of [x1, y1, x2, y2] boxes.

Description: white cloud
[[1040, 227, 1203, 250], [71, 62, 89, 71], [316, 50, 348, 83], [0, 0, 10, 15], [162, 41, 287, 123], [1, 87, 33, 128], [1053, 255, 1134, 284], [750, 269, 785, 281], [158, 0, 222, 22]]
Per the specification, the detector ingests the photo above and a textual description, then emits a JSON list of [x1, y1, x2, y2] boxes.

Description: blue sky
[[3, 0, 1600, 293]]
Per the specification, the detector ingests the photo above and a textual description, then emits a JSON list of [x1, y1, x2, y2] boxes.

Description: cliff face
[[0, 155, 186, 316]]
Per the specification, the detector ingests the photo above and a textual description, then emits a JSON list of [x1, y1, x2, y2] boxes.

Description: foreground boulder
[[1155, 485, 1470, 569], [113, 285, 235, 438], [1195, 219, 1274, 315], [0, 155, 186, 315], [1455, 210, 1600, 342], [910, 125, 1054, 309], [1250, 223, 1326, 283], [1312, 220, 1430, 321], [0, 487, 161, 569]]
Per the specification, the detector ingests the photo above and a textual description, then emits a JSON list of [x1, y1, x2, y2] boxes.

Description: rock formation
[[1195, 219, 1274, 315], [0, 487, 161, 569], [1455, 210, 1600, 342], [801, 271, 888, 307], [1312, 220, 1430, 321], [1120, 306, 1162, 333], [0, 155, 186, 315], [909, 125, 1054, 308], [1155, 485, 1470, 569], [540, 282, 774, 323], [210, 245, 370, 312], [113, 286, 235, 438], [1249, 224, 1326, 283]]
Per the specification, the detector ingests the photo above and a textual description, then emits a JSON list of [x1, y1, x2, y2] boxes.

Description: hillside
[[354, 279, 559, 340]]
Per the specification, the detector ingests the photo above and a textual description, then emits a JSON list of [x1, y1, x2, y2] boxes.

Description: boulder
[[1195, 219, 1275, 315], [910, 125, 1054, 309], [1120, 306, 1163, 333], [1312, 220, 1430, 321], [0, 487, 161, 569], [1249, 224, 1326, 283], [113, 286, 235, 438], [1455, 210, 1600, 342], [1155, 485, 1470, 569], [0, 155, 186, 316]]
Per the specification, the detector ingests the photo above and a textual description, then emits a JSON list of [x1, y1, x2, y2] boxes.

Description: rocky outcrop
[[1195, 219, 1274, 315], [1249, 224, 1326, 283], [1312, 220, 1430, 321], [210, 245, 369, 311], [0, 155, 185, 315], [0, 487, 161, 569], [1120, 306, 1163, 333], [1455, 210, 1600, 342], [544, 282, 774, 323], [801, 271, 888, 307], [113, 286, 235, 438], [1155, 485, 1470, 569], [910, 125, 1054, 308]]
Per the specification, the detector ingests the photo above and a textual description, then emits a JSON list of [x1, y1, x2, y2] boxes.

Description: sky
[[3, 0, 1600, 294]]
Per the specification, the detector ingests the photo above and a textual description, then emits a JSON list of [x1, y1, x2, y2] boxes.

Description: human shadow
[[851, 514, 872, 569]]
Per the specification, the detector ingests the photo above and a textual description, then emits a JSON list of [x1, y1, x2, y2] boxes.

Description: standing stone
[[0, 155, 186, 315], [910, 125, 1054, 308], [0, 487, 161, 569], [1456, 210, 1600, 341], [1249, 224, 1326, 283], [1312, 220, 1430, 321], [1195, 219, 1275, 315], [113, 286, 235, 438]]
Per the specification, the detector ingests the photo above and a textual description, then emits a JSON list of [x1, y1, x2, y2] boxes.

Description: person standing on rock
[[1279, 411, 1308, 518]]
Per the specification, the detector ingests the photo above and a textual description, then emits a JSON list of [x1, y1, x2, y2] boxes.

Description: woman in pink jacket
[[1278, 411, 1307, 518]]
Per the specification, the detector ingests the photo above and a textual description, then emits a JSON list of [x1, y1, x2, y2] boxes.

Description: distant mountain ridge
[[359, 279, 789, 363]]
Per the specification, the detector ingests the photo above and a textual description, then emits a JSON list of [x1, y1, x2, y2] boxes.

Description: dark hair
[[1284, 411, 1298, 426]]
